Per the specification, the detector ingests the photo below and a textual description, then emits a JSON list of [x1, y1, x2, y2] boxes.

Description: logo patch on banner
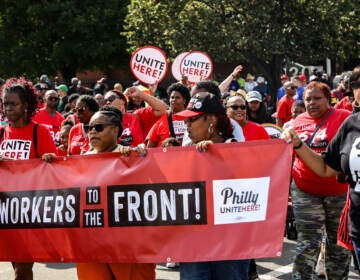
[[108, 181, 207, 226], [213, 177, 270, 225]]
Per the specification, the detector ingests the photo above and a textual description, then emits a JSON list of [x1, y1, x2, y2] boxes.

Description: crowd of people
[[0, 64, 360, 280]]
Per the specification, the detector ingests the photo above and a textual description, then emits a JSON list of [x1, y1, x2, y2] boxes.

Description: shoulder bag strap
[[167, 110, 176, 138], [306, 109, 335, 146]]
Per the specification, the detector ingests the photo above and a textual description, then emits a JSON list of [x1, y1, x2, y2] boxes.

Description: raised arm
[[281, 128, 339, 177], [219, 65, 243, 94], [125, 85, 167, 117]]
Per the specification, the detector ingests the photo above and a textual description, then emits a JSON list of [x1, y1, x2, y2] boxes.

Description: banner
[[0, 140, 292, 263]]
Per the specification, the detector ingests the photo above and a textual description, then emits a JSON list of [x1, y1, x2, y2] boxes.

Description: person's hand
[[132, 143, 147, 157], [195, 140, 213, 152], [124, 86, 143, 99], [281, 128, 302, 148], [42, 153, 57, 163], [232, 65, 243, 78], [148, 82, 158, 96], [119, 145, 132, 157]]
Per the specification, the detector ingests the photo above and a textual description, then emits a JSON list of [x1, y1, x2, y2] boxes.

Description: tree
[[0, 0, 129, 82], [123, 0, 360, 95]]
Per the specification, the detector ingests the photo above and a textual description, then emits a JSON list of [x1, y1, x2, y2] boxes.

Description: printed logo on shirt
[[349, 137, 360, 192], [173, 120, 187, 137], [0, 140, 32, 160], [212, 177, 270, 225]]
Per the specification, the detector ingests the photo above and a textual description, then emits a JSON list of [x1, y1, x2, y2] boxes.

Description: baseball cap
[[298, 74, 307, 83], [55, 84, 68, 92], [246, 91, 262, 102], [256, 76, 265, 83], [176, 92, 225, 118]]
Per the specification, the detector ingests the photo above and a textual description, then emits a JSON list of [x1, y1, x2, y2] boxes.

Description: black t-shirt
[[323, 113, 360, 240]]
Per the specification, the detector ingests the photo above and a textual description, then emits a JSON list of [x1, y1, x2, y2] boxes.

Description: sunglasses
[[75, 107, 86, 113], [228, 105, 246, 110], [84, 123, 114, 133], [48, 97, 59, 102], [185, 114, 204, 123], [104, 95, 119, 103]]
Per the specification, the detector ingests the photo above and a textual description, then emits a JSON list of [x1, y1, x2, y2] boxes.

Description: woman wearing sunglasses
[[282, 81, 352, 279], [76, 105, 154, 280], [67, 95, 99, 155], [176, 92, 250, 280], [226, 95, 269, 141], [104, 90, 144, 147], [0, 77, 56, 280]]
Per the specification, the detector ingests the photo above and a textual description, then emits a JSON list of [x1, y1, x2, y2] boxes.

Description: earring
[[208, 123, 214, 135], [24, 109, 27, 113]]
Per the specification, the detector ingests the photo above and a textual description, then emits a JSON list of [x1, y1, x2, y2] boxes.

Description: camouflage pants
[[291, 183, 351, 280]]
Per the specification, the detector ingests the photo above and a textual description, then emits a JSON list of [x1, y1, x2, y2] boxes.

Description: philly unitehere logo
[[212, 178, 270, 225]]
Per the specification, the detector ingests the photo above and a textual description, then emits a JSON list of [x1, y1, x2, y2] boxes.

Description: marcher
[[33, 89, 65, 146], [67, 95, 99, 155], [176, 91, 250, 280], [104, 89, 144, 146], [246, 91, 274, 124], [276, 81, 297, 128], [147, 83, 190, 147], [0, 77, 56, 280], [282, 81, 352, 279]]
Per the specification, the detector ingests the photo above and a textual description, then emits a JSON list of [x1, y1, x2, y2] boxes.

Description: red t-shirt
[[33, 109, 65, 146], [55, 146, 68, 156], [120, 113, 144, 147], [292, 108, 350, 195], [277, 96, 294, 124], [147, 113, 186, 147], [0, 121, 56, 159], [134, 106, 159, 139], [242, 121, 270, 141], [334, 97, 353, 112], [68, 123, 89, 155]]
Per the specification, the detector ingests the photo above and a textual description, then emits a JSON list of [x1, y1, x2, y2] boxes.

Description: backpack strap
[[167, 111, 176, 138], [33, 123, 39, 157]]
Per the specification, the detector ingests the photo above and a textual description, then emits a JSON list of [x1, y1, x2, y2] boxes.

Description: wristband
[[293, 141, 303, 150]]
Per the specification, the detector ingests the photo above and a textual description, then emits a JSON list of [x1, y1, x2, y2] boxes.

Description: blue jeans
[[353, 238, 360, 269], [180, 259, 250, 280]]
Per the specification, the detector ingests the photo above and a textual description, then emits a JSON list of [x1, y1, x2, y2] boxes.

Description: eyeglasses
[[84, 123, 114, 133], [228, 105, 246, 110], [48, 97, 59, 102], [75, 107, 86, 113], [104, 95, 119, 103], [184, 114, 204, 123]]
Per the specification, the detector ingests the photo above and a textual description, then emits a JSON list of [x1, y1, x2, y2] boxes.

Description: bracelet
[[293, 141, 303, 150]]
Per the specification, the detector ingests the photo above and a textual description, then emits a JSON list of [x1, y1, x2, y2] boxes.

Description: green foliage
[[0, 0, 129, 81], [123, 0, 360, 93]]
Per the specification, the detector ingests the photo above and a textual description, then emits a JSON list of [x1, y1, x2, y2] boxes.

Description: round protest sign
[[180, 51, 213, 83], [262, 123, 283, 139], [171, 52, 189, 81], [130, 46, 168, 85]]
